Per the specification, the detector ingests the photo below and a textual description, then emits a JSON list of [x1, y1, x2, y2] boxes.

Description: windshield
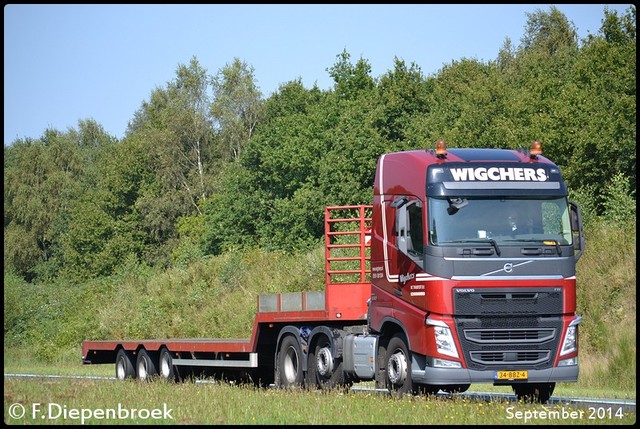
[[428, 197, 572, 246]]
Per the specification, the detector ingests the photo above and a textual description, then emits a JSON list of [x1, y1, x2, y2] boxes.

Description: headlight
[[560, 316, 582, 356], [426, 317, 459, 358]]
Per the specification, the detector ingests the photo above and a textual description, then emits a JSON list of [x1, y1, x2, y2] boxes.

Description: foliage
[[3, 5, 636, 284], [210, 57, 265, 162]]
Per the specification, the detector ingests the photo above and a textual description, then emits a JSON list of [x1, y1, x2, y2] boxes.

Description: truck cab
[[367, 141, 585, 402]]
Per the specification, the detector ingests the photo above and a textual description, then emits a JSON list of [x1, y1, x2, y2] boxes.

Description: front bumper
[[412, 364, 578, 385]]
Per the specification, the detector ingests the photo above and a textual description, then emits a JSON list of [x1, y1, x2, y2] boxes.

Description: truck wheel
[[159, 347, 180, 382], [441, 384, 470, 394], [384, 333, 413, 397], [307, 336, 347, 390], [115, 349, 135, 380], [513, 382, 555, 403], [413, 384, 440, 397], [276, 335, 304, 388], [136, 349, 158, 382]]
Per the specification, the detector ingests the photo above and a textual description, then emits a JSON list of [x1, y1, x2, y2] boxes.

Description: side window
[[392, 196, 424, 262], [407, 201, 424, 257]]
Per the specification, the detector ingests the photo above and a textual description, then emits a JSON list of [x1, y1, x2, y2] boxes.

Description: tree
[[520, 6, 578, 55], [210, 58, 264, 162], [327, 49, 375, 100], [4, 121, 116, 281], [375, 58, 430, 143], [123, 57, 219, 266]]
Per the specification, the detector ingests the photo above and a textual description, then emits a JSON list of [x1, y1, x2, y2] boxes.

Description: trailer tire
[[159, 347, 180, 382], [136, 349, 158, 382], [384, 333, 413, 397], [276, 335, 304, 389], [115, 349, 136, 380]]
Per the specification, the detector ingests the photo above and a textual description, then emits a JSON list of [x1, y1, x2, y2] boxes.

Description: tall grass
[[4, 377, 636, 425], [574, 220, 636, 391]]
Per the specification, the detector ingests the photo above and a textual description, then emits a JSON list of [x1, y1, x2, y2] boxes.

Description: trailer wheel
[[384, 333, 413, 397], [276, 335, 304, 388], [159, 347, 180, 382], [136, 349, 158, 382], [307, 335, 348, 390], [513, 382, 555, 403], [115, 349, 135, 380]]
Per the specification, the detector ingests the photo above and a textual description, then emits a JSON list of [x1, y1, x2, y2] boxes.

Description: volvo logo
[[503, 263, 514, 273]]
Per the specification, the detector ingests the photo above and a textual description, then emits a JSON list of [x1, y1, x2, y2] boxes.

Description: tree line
[[4, 5, 636, 283]]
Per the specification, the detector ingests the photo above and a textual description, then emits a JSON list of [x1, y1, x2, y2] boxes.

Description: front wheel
[[384, 333, 413, 397], [276, 335, 304, 388], [441, 384, 470, 394], [413, 384, 440, 397], [513, 382, 555, 403]]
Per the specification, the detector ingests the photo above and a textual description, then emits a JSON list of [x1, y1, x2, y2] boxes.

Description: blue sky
[[4, 4, 632, 146]]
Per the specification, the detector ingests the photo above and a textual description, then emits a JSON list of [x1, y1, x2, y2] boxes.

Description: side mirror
[[569, 200, 585, 261]]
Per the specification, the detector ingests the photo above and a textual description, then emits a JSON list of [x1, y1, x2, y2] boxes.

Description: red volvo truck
[[82, 141, 585, 403]]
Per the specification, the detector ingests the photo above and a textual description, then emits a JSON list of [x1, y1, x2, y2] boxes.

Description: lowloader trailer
[[82, 141, 585, 403]]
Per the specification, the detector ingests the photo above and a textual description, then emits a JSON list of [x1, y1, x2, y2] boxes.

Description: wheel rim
[[316, 347, 333, 377], [388, 350, 408, 385], [160, 353, 171, 378], [138, 358, 148, 380], [283, 346, 299, 383], [116, 359, 126, 380]]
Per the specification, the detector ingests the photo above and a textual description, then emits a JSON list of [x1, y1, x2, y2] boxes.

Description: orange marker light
[[530, 141, 542, 156], [436, 140, 447, 158]]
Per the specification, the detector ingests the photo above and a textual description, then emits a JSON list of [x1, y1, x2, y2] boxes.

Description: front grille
[[465, 328, 555, 343], [454, 287, 563, 316], [469, 350, 550, 365], [455, 316, 561, 370]]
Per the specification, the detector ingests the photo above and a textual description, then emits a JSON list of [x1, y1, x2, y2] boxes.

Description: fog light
[[558, 357, 578, 366], [433, 358, 462, 368]]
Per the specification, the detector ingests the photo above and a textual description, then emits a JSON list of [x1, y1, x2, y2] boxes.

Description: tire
[[159, 347, 180, 382], [384, 333, 413, 397], [136, 349, 158, 382], [513, 382, 555, 403], [306, 335, 348, 390], [441, 384, 470, 394], [413, 384, 440, 397], [276, 335, 304, 388], [115, 349, 136, 380]]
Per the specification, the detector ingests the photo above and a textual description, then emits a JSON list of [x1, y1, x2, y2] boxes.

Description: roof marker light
[[530, 141, 542, 159], [436, 140, 447, 159]]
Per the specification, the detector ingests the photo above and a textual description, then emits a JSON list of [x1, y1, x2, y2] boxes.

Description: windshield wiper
[[504, 239, 562, 255], [439, 239, 501, 256]]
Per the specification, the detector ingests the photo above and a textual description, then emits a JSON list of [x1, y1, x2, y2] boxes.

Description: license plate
[[494, 370, 528, 380]]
